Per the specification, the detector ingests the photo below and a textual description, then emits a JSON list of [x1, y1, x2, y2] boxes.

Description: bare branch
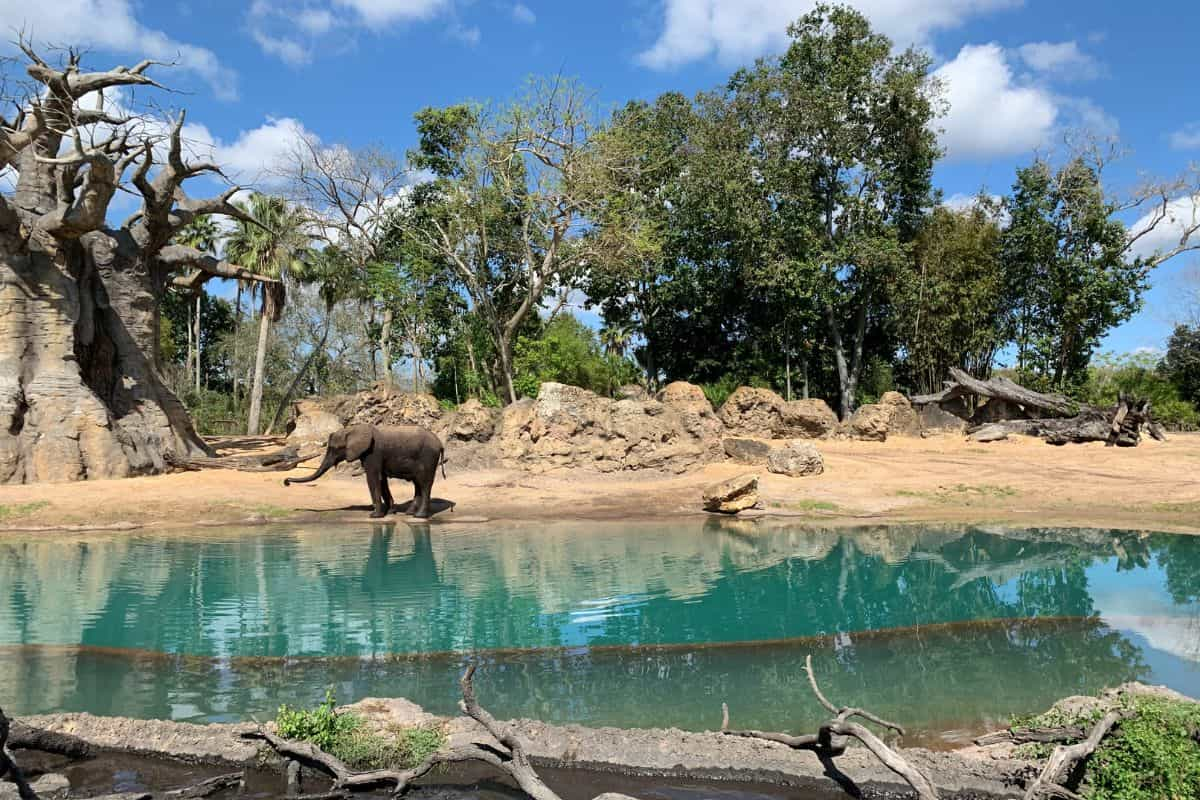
[[159, 244, 281, 287], [1023, 711, 1126, 800]]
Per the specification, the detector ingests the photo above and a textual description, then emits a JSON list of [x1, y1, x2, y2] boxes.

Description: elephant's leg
[[411, 477, 432, 519], [380, 476, 394, 512], [366, 468, 387, 518], [406, 480, 420, 515]]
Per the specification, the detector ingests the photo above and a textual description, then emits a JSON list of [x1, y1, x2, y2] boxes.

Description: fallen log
[[7, 721, 94, 759], [912, 368, 1078, 417], [721, 655, 939, 800], [166, 446, 320, 473]]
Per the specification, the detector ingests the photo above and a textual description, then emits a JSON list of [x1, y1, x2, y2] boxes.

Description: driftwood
[[1022, 711, 1126, 800], [0, 709, 38, 800], [167, 445, 319, 473], [914, 370, 1165, 447], [974, 725, 1090, 747], [7, 721, 94, 759], [244, 667, 620, 800], [721, 655, 940, 800]]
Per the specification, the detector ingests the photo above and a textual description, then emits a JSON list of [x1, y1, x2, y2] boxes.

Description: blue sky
[[7, 0, 1200, 354]]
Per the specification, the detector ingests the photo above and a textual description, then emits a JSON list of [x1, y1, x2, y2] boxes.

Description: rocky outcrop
[[845, 392, 921, 442], [496, 383, 715, 473], [718, 387, 837, 439], [702, 473, 759, 513], [446, 398, 496, 442], [767, 441, 824, 477], [285, 399, 344, 443]]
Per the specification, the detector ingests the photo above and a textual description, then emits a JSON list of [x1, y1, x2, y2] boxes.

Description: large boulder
[[779, 399, 839, 438], [918, 399, 971, 434], [447, 398, 496, 442], [497, 383, 715, 473], [879, 391, 921, 437], [846, 403, 890, 441], [767, 441, 824, 477], [723, 437, 772, 464], [286, 398, 344, 443], [349, 385, 444, 431], [717, 387, 785, 437], [718, 387, 837, 439], [658, 381, 723, 444], [702, 473, 759, 513]]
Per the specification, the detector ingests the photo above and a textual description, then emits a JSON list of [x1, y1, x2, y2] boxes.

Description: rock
[[0, 774, 69, 800], [723, 437, 772, 464], [616, 384, 649, 401], [497, 383, 715, 473], [447, 398, 496, 442], [971, 397, 1031, 425], [969, 424, 1009, 443], [285, 399, 343, 443], [702, 473, 760, 513], [717, 387, 785, 437], [778, 399, 839, 438], [879, 392, 921, 437], [918, 400, 970, 434], [658, 381, 723, 444], [846, 403, 889, 441], [349, 384, 444, 431], [767, 441, 824, 477]]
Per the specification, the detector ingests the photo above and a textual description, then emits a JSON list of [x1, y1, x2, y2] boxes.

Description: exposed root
[[1022, 711, 1126, 800], [720, 655, 939, 800]]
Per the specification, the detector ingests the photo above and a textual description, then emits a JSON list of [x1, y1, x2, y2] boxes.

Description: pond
[[2, 520, 1198, 746]]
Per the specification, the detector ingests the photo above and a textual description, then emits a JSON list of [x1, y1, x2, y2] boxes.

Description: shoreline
[[0, 432, 1197, 535]]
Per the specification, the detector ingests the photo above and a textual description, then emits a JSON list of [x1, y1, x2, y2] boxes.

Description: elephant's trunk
[[283, 450, 341, 486]]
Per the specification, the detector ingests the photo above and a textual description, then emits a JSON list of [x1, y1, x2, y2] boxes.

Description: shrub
[[275, 690, 446, 771], [700, 374, 741, 409], [1079, 352, 1199, 431], [1089, 695, 1200, 800]]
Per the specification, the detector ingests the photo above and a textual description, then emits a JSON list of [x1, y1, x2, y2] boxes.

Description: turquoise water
[[2, 520, 1198, 745]]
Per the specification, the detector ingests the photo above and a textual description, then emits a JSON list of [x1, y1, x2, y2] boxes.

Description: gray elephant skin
[[284, 423, 446, 518]]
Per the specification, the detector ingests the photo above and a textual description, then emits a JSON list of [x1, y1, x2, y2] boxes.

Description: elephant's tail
[[440, 451, 448, 479]]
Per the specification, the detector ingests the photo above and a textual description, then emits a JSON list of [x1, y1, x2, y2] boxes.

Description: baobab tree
[[0, 43, 276, 483]]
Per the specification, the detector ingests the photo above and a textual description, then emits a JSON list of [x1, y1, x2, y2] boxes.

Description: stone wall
[[287, 381, 931, 473]]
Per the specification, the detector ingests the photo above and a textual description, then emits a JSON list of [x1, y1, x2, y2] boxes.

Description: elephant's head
[[283, 424, 374, 486]]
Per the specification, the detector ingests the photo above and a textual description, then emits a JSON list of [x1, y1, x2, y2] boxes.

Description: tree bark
[[194, 293, 202, 393], [247, 308, 271, 436], [379, 307, 393, 386]]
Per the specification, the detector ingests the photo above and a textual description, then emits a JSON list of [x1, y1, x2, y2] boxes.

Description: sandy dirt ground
[[0, 432, 1198, 534]]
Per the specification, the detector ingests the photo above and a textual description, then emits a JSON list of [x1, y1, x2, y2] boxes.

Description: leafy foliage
[[1090, 695, 1200, 800], [1163, 324, 1200, 405], [512, 315, 639, 399], [275, 690, 446, 771], [1079, 353, 1199, 430]]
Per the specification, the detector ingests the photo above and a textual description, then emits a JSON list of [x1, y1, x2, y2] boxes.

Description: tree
[[1163, 324, 1200, 405], [0, 44, 278, 482], [1002, 147, 1200, 391], [408, 77, 606, 404], [172, 216, 221, 394], [894, 200, 1007, 394], [224, 193, 311, 435], [277, 138, 414, 384], [729, 4, 942, 417]]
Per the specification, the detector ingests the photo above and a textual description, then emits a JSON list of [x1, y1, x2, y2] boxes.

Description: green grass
[[276, 690, 446, 771], [0, 501, 50, 522], [769, 499, 839, 513], [894, 484, 1018, 504], [1008, 693, 1200, 799]]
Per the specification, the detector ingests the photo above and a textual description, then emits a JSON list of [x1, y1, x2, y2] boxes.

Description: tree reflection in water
[[1, 521, 1197, 743]]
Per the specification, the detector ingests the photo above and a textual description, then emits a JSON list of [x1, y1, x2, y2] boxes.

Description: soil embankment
[[0, 432, 1197, 534]]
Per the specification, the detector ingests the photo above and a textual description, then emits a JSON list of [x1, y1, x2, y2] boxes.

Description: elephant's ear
[[344, 425, 374, 461]]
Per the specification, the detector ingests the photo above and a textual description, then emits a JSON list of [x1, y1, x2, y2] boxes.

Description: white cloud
[[1017, 40, 1102, 80], [333, 0, 450, 27], [943, 192, 1003, 211], [637, 0, 1019, 70], [1170, 123, 1200, 151], [251, 30, 313, 67], [934, 43, 1058, 160], [511, 3, 536, 24], [212, 118, 316, 182], [1128, 194, 1200, 261], [448, 23, 481, 45], [297, 8, 336, 33], [0, 0, 238, 100]]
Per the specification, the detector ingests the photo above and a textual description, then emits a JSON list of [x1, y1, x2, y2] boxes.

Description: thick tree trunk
[[0, 224, 210, 483], [497, 337, 518, 405], [380, 307, 393, 385], [247, 309, 270, 436]]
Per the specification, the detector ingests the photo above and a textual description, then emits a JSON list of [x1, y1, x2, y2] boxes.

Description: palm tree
[[599, 324, 632, 360], [224, 194, 311, 435], [173, 216, 221, 393]]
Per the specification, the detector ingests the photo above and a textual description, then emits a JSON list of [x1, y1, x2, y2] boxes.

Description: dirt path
[[1, 433, 1198, 534]]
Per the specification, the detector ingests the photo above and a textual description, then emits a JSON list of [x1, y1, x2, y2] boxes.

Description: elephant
[[284, 423, 446, 518]]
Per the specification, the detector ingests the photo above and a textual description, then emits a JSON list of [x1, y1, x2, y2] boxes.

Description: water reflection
[[1, 521, 1198, 741]]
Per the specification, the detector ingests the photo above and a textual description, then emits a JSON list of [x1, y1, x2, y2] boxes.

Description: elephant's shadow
[[303, 497, 457, 516]]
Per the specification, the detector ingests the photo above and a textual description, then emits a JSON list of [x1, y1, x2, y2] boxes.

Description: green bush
[[275, 690, 446, 771], [700, 374, 741, 409], [1079, 352, 1199, 431], [512, 314, 639, 399], [1089, 695, 1200, 800]]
